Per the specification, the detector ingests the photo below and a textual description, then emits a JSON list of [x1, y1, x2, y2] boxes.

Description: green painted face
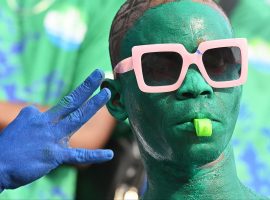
[[117, 1, 242, 168]]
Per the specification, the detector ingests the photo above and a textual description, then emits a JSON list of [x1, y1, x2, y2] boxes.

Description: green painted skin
[[194, 119, 212, 137], [106, 1, 267, 199]]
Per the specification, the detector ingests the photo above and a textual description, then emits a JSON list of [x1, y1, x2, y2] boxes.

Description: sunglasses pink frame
[[114, 38, 248, 93]]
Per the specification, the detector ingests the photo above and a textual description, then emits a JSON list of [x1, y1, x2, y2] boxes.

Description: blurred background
[[0, 0, 269, 199], [219, 0, 270, 197], [0, 0, 125, 199]]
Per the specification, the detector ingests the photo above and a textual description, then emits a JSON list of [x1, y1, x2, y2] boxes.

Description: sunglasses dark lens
[[141, 52, 183, 86], [202, 47, 242, 81]]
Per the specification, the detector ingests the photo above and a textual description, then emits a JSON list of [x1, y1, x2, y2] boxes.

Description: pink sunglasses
[[114, 38, 248, 93]]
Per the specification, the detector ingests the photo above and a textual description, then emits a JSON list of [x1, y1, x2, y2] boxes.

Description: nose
[[176, 65, 213, 100]]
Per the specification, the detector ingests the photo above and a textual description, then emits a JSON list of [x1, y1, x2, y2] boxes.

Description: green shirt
[[0, 0, 120, 105], [0, 0, 123, 199]]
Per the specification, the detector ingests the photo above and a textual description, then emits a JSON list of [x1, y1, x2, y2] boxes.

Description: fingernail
[[101, 88, 111, 99], [105, 150, 114, 159], [92, 69, 105, 81]]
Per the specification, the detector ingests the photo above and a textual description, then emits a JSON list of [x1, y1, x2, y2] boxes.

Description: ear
[[101, 78, 128, 121]]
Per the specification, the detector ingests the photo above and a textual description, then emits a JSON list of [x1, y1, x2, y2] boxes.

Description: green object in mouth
[[194, 119, 212, 137]]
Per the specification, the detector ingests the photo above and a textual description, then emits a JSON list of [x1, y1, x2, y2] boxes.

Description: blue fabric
[[0, 69, 113, 192]]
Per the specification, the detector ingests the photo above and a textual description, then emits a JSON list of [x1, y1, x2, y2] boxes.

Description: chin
[[172, 142, 225, 168]]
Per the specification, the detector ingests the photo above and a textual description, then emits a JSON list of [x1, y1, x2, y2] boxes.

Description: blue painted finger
[[62, 148, 114, 164], [45, 69, 105, 121], [55, 88, 111, 138]]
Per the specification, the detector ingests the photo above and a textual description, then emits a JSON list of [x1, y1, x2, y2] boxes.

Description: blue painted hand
[[0, 69, 113, 192]]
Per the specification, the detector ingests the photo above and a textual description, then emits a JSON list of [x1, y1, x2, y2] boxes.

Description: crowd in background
[[0, 0, 270, 199]]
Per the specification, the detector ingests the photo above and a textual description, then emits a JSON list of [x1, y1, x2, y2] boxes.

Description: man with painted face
[[104, 0, 268, 199]]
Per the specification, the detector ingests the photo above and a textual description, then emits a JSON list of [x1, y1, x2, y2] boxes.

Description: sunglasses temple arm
[[114, 57, 133, 76]]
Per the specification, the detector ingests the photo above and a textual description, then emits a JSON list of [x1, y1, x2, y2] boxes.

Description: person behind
[[0, 69, 113, 193], [0, 0, 124, 198], [104, 0, 268, 199]]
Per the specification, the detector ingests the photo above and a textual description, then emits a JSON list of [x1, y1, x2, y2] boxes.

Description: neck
[[142, 144, 257, 200]]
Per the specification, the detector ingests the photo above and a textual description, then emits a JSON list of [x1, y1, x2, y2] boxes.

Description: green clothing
[[0, 0, 123, 199], [0, 0, 120, 105], [228, 0, 270, 197]]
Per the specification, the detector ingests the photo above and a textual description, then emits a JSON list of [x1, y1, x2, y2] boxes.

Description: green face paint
[[119, 0, 240, 167], [108, 1, 265, 199], [120, 1, 233, 60], [194, 119, 212, 137]]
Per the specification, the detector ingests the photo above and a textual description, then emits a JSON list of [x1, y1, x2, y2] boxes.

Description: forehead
[[119, 1, 233, 59]]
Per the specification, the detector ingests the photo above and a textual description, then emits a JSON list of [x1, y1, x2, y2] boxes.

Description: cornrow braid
[[109, 0, 226, 68]]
